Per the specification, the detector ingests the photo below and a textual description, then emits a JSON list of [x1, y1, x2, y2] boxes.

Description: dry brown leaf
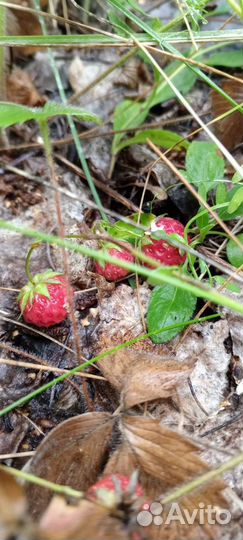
[[211, 79, 243, 150], [0, 469, 27, 538], [39, 496, 131, 540], [120, 416, 227, 539], [6, 68, 46, 106], [7, 1, 43, 57], [121, 357, 194, 410], [98, 350, 175, 392], [26, 412, 114, 519]]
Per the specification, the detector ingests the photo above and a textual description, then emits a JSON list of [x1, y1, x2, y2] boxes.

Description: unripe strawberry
[[95, 243, 134, 281], [142, 216, 187, 267], [87, 474, 144, 506], [18, 271, 70, 328]]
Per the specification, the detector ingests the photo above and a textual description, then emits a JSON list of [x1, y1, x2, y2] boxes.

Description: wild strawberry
[[95, 243, 134, 281], [87, 474, 144, 506], [18, 271, 70, 328], [142, 216, 188, 267]]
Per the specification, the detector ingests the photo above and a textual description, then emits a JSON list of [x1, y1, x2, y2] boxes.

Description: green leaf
[[232, 170, 243, 183], [216, 183, 228, 205], [214, 275, 241, 294], [103, 220, 144, 245], [186, 142, 225, 198], [217, 184, 243, 220], [227, 187, 243, 214], [108, 11, 132, 36], [131, 213, 156, 227], [226, 234, 243, 268], [205, 49, 243, 67], [150, 60, 197, 108], [147, 284, 197, 343], [115, 129, 189, 153], [0, 101, 102, 129], [112, 99, 151, 155]]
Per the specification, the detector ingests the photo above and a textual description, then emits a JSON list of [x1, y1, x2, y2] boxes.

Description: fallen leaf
[[0, 469, 27, 538], [211, 79, 243, 150], [39, 496, 130, 540], [120, 416, 227, 540], [7, 0, 43, 57], [26, 412, 114, 518], [6, 68, 46, 107], [121, 356, 194, 410]]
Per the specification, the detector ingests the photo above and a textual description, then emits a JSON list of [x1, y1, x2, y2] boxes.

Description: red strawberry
[[18, 271, 70, 328], [87, 474, 144, 504], [95, 243, 134, 281], [142, 216, 188, 267]]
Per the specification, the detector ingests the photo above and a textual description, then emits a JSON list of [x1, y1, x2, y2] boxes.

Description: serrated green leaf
[[227, 187, 243, 214], [0, 102, 102, 129], [226, 234, 243, 268], [115, 129, 189, 154], [147, 283, 197, 343], [186, 141, 225, 198]]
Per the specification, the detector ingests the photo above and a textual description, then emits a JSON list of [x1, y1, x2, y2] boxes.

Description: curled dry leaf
[[211, 79, 243, 150], [7, 0, 43, 57], [26, 412, 114, 519], [121, 356, 194, 410], [6, 68, 46, 107]]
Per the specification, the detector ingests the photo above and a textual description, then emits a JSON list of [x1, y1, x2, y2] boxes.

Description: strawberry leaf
[[226, 233, 243, 268], [147, 284, 197, 343]]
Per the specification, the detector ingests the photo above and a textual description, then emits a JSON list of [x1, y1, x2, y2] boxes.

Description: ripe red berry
[[95, 244, 134, 281], [87, 474, 144, 502], [18, 271, 70, 328], [142, 216, 187, 267]]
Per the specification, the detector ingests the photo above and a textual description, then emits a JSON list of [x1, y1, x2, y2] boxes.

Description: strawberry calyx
[[18, 270, 64, 314]]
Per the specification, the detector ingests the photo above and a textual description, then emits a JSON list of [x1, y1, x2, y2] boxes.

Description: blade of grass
[[1, 220, 243, 314], [0, 464, 83, 498], [0, 29, 243, 47]]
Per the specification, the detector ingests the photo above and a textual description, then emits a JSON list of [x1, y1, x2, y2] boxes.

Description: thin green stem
[[0, 464, 83, 499], [226, 0, 242, 16], [162, 452, 243, 504], [1, 220, 243, 313], [25, 243, 42, 283]]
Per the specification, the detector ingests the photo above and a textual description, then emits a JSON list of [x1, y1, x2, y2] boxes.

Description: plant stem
[[0, 464, 83, 499], [1, 220, 243, 314], [226, 0, 242, 16], [25, 242, 42, 283], [162, 452, 243, 504]]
